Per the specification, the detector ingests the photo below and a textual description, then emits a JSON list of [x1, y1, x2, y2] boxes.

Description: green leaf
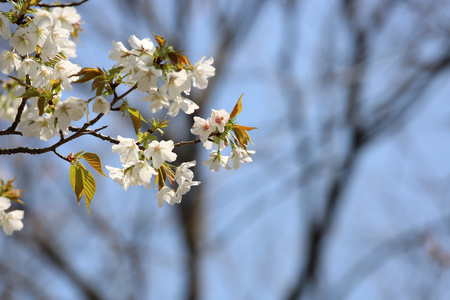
[[69, 162, 96, 216], [79, 164, 96, 216], [108, 66, 124, 77], [127, 107, 148, 135], [69, 163, 84, 203], [81, 152, 107, 177], [19, 88, 45, 99]]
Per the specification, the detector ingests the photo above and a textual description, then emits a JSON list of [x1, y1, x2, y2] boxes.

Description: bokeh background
[[1, 0, 450, 299]]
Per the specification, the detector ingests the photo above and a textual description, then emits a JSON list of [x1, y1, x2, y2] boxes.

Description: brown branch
[[174, 139, 201, 148], [1, 75, 31, 136], [36, 0, 89, 8]]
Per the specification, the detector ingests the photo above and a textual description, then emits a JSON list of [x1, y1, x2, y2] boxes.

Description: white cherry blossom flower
[[168, 96, 199, 117], [92, 96, 110, 115], [10, 27, 37, 55], [41, 21, 71, 62], [0, 196, 11, 211], [202, 150, 228, 172], [53, 59, 81, 91], [17, 58, 40, 78], [112, 136, 140, 167], [52, 7, 81, 31], [18, 111, 58, 141], [0, 15, 11, 40], [135, 63, 162, 92], [156, 186, 180, 207], [0, 93, 20, 121], [109, 41, 131, 67], [175, 161, 196, 185], [33, 64, 54, 88], [226, 148, 255, 170], [191, 116, 214, 143], [177, 180, 200, 196], [27, 17, 51, 47], [144, 140, 177, 169], [210, 109, 230, 133], [131, 160, 157, 188], [105, 166, 138, 191], [141, 89, 170, 113], [191, 56, 215, 90], [0, 50, 21, 74], [161, 69, 191, 99], [128, 35, 155, 55], [1, 210, 24, 236], [175, 161, 200, 196], [54, 97, 86, 131]]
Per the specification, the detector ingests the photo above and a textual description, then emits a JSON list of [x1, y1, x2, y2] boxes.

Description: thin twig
[[53, 149, 69, 162]]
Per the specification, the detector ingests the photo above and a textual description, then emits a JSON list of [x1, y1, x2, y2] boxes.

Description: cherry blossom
[[191, 56, 215, 90], [156, 186, 180, 207], [0, 15, 11, 40], [112, 136, 140, 167], [141, 89, 170, 113], [202, 150, 229, 172], [0, 50, 21, 74], [227, 148, 255, 170], [210, 109, 230, 133], [92, 96, 110, 115], [144, 140, 177, 169], [191, 116, 214, 143], [54, 97, 87, 131]]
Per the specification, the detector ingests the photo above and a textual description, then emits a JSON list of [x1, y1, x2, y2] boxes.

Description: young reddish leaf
[[81, 152, 107, 177], [235, 125, 258, 132], [37, 96, 46, 116], [230, 94, 244, 119], [232, 125, 258, 148], [168, 52, 178, 66], [91, 77, 105, 96], [1, 177, 25, 204], [153, 33, 167, 48], [71, 67, 104, 83], [178, 53, 193, 68]]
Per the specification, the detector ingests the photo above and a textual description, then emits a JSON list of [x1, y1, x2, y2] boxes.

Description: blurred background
[[1, 0, 450, 299]]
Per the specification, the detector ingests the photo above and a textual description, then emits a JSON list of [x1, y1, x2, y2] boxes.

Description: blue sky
[[1, 0, 450, 299]]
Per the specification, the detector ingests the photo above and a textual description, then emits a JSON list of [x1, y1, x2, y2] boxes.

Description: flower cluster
[[0, 1, 256, 223], [0, 4, 84, 140], [191, 99, 256, 172], [109, 35, 215, 117], [0, 196, 24, 235], [106, 137, 199, 207]]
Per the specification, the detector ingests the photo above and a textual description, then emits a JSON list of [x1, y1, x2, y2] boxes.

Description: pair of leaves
[[122, 106, 147, 135], [71, 67, 106, 96], [0, 177, 25, 204], [229, 94, 257, 148], [69, 152, 106, 216]]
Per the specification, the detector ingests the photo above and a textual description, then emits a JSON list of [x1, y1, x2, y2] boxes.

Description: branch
[[174, 139, 201, 148], [36, 0, 89, 8], [1, 75, 31, 136]]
